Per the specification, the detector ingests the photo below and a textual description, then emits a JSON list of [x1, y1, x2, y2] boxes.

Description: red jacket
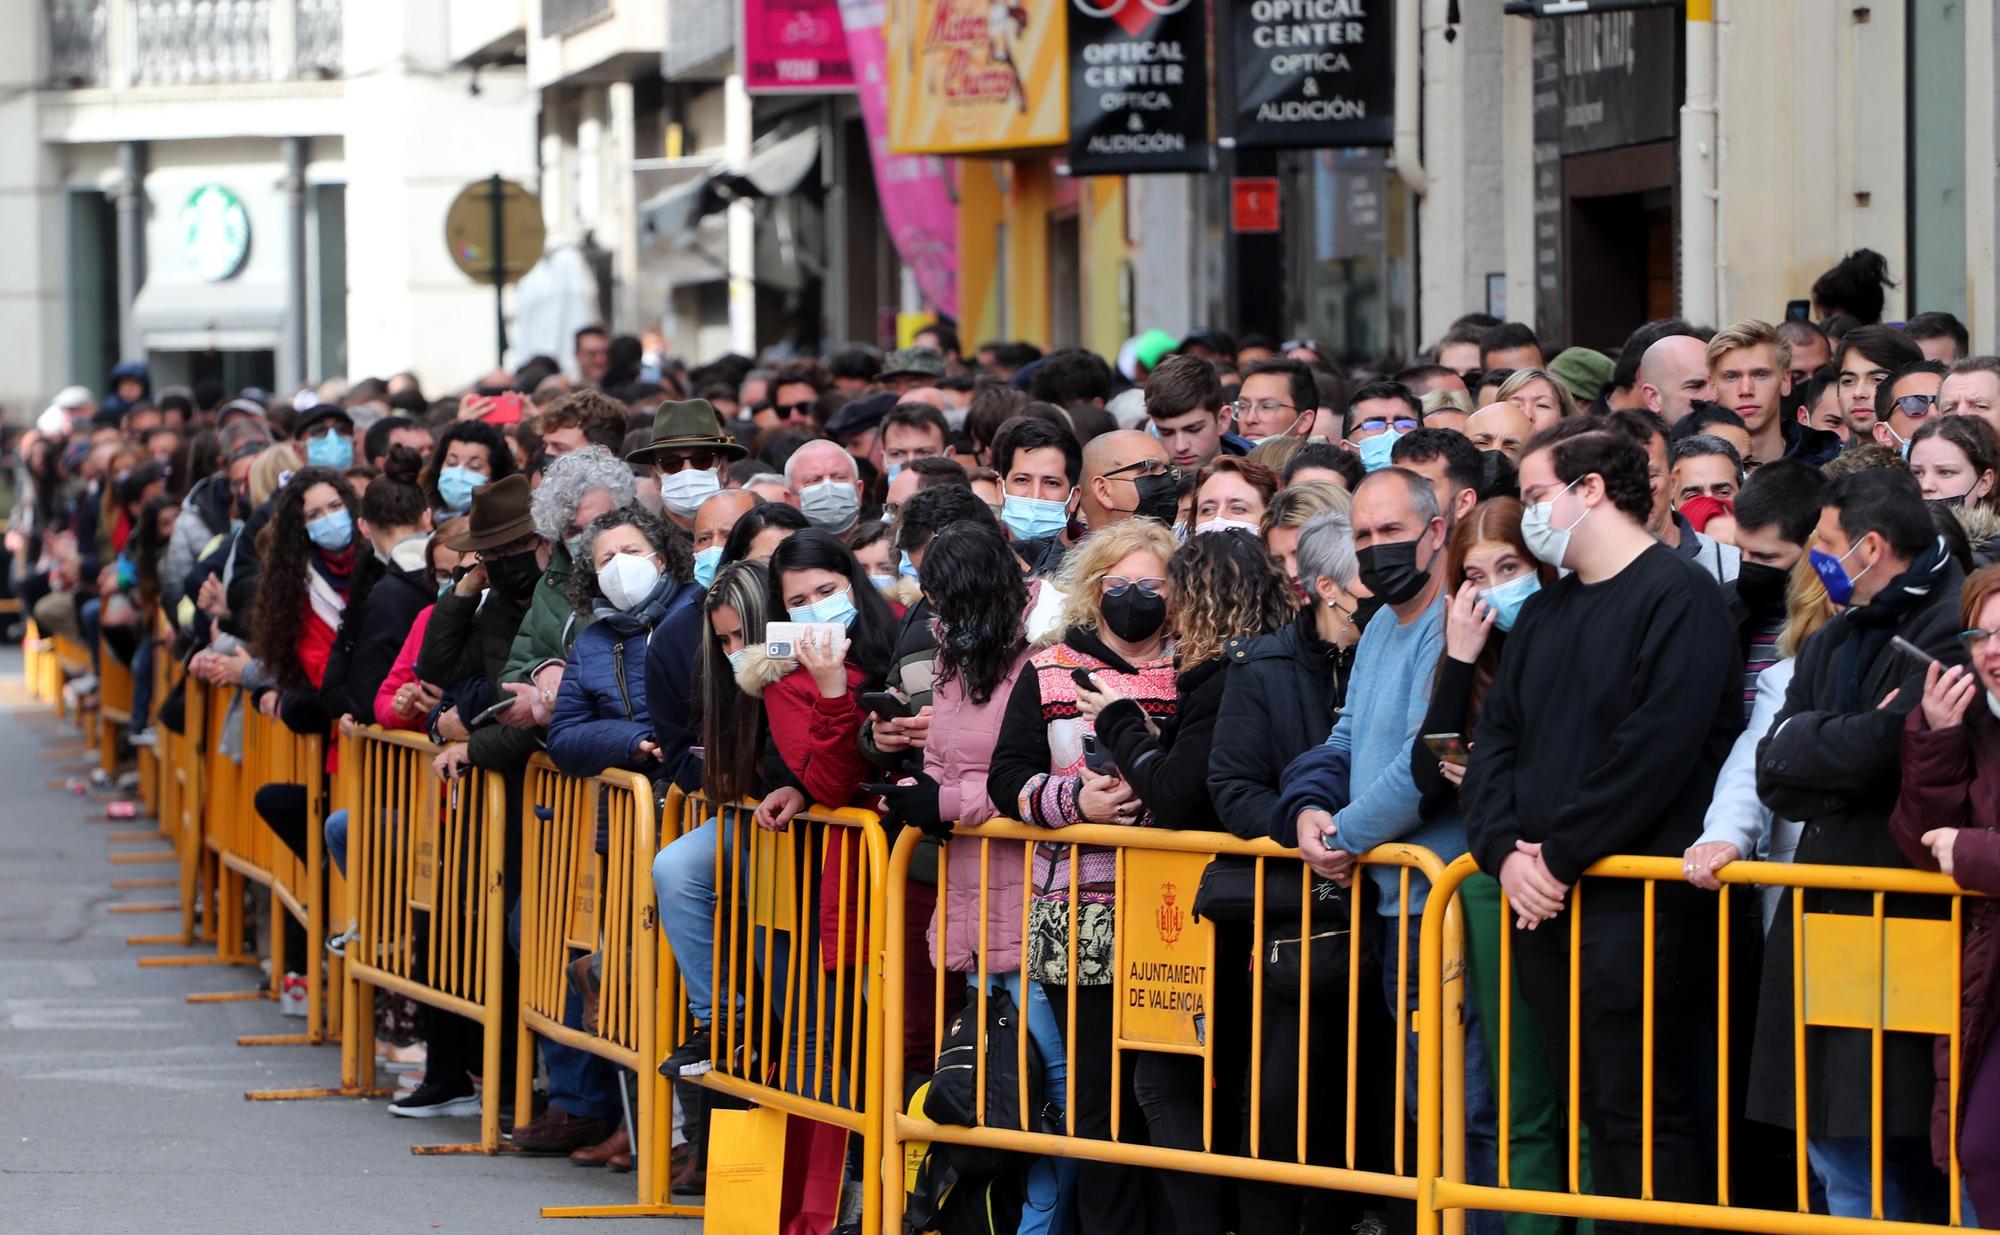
[[741, 648, 875, 969], [1889, 703, 2000, 1170], [371, 606, 434, 732]]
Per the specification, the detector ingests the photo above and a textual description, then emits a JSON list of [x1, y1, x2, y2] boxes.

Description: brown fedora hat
[[442, 473, 536, 551], [625, 398, 747, 465]]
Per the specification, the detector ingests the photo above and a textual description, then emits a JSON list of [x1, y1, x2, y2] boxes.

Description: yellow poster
[[887, 0, 1069, 155], [1117, 849, 1215, 1050]]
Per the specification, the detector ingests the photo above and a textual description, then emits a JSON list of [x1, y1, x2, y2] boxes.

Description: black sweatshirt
[[1463, 543, 1743, 889]]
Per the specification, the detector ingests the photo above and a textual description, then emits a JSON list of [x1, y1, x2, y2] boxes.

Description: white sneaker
[[387, 1082, 480, 1118]]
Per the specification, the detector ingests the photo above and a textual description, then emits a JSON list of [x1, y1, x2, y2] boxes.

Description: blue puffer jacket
[[547, 577, 703, 779]]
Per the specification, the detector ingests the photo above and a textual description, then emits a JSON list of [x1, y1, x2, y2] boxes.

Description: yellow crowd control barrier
[[23, 618, 58, 704], [515, 755, 702, 1220], [1418, 852, 1982, 1235], [338, 725, 508, 1151], [880, 821, 1467, 1235], [95, 630, 133, 782], [680, 794, 889, 1235]]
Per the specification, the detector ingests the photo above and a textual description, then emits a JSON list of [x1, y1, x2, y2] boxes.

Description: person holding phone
[[986, 518, 1179, 1235], [1407, 496, 1563, 1235], [1749, 467, 1967, 1218]]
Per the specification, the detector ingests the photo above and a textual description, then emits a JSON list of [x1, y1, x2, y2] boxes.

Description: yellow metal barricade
[[136, 633, 167, 825], [339, 725, 508, 1151], [96, 630, 133, 780], [677, 794, 889, 1235], [514, 756, 703, 1219], [880, 821, 1466, 1235], [23, 619, 54, 703], [1419, 852, 1980, 1235], [53, 632, 92, 729]]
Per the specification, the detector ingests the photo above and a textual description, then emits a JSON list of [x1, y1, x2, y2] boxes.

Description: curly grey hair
[[1295, 508, 1358, 593], [565, 503, 695, 614], [530, 445, 638, 540]]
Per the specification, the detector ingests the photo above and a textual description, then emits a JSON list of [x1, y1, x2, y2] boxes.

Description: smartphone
[[1889, 636, 1938, 669], [1082, 733, 1118, 776], [1785, 298, 1812, 323], [765, 621, 842, 659], [1069, 667, 1098, 693], [860, 690, 912, 720], [470, 696, 513, 727], [1422, 732, 1470, 765]]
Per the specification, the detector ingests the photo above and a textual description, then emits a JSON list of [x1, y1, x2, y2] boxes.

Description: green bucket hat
[[624, 399, 746, 465], [1546, 347, 1615, 404]]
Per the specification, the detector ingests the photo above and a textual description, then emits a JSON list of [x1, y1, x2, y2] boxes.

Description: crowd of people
[[15, 243, 2000, 1232]]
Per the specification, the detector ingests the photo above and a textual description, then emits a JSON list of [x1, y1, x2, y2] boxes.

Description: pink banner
[[838, 0, 959, 317], [743, 0, 856, 93]]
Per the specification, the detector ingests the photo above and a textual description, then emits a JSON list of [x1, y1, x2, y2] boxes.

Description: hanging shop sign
[[1065, 0, 1210, 175], [1220, 0, 1395, 149], [743, 0, 857, 93], [181, 183, 251, 282], [887, 0, 1068, 155]]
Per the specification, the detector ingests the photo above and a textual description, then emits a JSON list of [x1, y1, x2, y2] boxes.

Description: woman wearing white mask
[[1186, 455, 1278, 538], [545, 504, 703, 783]]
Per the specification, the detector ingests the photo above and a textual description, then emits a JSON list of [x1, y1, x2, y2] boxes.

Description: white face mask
[[1193, 516, 1260, 537], [659, 467, 720, 518], [596, 552, 663, 611], [1520, 476, 1588, 569]]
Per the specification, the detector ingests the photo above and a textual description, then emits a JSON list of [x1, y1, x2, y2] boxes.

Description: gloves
[[867, 771, 948, 840]]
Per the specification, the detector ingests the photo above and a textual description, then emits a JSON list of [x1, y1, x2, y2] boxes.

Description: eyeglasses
[[1353, 415, 1419, 437], [1102, 575, 1165, 599], [1960, 627, 2000, 652], [1892, 393, 1939, 419], [655, 449, 720, 474], [1230, 398, 1296, 418], [1104, 458, 1179, 482]]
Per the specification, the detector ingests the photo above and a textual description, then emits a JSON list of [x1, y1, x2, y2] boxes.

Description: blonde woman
[[986, 516, 1179, 1235], [1498, 367, 1579, 433]]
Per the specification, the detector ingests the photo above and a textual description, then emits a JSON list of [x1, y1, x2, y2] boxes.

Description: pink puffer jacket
[[925, 643, 1034, 975]]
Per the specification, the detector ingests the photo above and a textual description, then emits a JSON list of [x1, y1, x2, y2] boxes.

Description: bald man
[[691, 489, 757, 583], [1080, 429, 1176, 532], [1464, 401, 1533, 464], [1637, 335, 1716, 425]]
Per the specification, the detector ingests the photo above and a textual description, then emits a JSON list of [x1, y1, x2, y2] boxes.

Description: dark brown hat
[[625, 398, 747, 465], [442, 473, 536, 551]]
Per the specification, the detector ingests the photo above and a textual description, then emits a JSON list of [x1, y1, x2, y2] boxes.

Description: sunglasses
[[1102, 575, 1166, 599], [655, 449, 720, 474], [774, 401, 816, 420]]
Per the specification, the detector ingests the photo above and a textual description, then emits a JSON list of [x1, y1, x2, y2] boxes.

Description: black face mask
[[487, 550, 544, 600], [1927, 493, 1972, 514], [1351, 592, 1387, 633], [1355, 534, 1437, 606], [1735, 559, 1791, 616], [1100, 585, 1167, 644], [1128, 471, 1182, 525]]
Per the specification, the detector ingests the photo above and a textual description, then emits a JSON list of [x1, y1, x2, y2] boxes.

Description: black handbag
[[1193, 856, 1352, 997]]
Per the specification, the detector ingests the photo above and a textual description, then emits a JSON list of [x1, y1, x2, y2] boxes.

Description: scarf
[[307, 544, 358, 632], [1836, 534, 1950, 712], [591, 576, 680, 638]]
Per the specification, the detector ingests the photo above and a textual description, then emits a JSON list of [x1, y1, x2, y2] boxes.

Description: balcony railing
[[44, 0, 344, 87], [541, 0, 610, 39]]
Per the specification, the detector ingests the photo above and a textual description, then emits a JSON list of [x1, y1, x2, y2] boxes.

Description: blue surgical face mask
[[1809, 538, 1874, 607], [725, 648, 748, 674], [1358, 430, 1402, 474], [1478, 572, 1542, 633], [868, 573, 897, 592], [307, 427, 353, 470], [885, 462, 905, 484], [1001, 492, 1070, 541], [306, 508, 353, 552], [788, 585, 859, 629], [438, 465, 482, 513], [898, 551, 919, 580], [692, 545, 723, 590]]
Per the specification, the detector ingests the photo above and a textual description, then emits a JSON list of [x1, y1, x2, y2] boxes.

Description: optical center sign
[[1066, 0, 1210, 175], [1222, 0, 1394, 149]]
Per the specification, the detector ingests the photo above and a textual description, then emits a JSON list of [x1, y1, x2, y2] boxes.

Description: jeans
[[129, 637, 155, 735], [505, 900, 622, 1123], [651, 814, 740, 1029], [324, 808, 348, 877], [996, 971, 1076, 1235], [1805, 1136, 1941, 1220]]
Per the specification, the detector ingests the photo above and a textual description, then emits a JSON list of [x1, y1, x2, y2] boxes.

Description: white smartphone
[[765, 621, 842, 659]]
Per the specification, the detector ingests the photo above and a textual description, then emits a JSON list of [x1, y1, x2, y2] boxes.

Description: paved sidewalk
[[0, 651, 700, 1234]]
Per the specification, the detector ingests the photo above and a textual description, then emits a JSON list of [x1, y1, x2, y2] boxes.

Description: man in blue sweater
[[1275, 465, 1498, 1232]]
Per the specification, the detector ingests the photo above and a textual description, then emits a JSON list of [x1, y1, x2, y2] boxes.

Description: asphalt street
[[0, 649, 701, 1234]]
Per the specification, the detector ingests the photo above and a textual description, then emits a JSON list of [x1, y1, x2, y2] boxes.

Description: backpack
[[904, 987, 1055, 1234]]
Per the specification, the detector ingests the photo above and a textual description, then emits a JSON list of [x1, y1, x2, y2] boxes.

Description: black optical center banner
[[1066, 0, 1210, 175], [1224, 0, 1394, 149]]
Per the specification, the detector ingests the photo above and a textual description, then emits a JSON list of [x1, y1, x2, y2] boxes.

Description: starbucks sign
[[180, 183, 250, 282]]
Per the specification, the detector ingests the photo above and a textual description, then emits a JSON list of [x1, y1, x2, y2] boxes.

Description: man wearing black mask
[[1077, 428, 1180, 532], [1725, 460, 1827, 720], [1276, 467, 1501, 1205]]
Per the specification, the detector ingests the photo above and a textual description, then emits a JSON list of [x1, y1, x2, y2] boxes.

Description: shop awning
[[636, 125, 820, 244], [129, 275, 286, 351]]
